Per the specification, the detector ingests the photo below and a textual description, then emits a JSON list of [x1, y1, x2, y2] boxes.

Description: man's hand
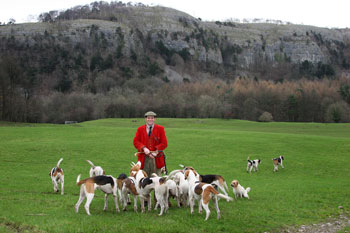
[[151, 150, 158, 157], [143, 148, 157, 158], [143, 147, 150, 155]]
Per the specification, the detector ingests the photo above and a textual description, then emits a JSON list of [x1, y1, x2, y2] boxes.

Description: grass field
[[0, 118, 349, 233]]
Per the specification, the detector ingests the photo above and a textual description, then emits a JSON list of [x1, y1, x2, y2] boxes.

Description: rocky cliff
[[1, 5, 350, 82]]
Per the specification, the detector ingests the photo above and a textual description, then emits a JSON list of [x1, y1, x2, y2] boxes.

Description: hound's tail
[[167, 169, 183, 179], [76, 174, 81, 185], [130, 161, 141, 168], [56, 158, 63, 168], [207, 185, 233, 202], [246, 187, 251, 193], [86, 160, 95, 168], [217, 193, 233, 202], [224, 181, 229, 192], [76, 174, 91, 186]]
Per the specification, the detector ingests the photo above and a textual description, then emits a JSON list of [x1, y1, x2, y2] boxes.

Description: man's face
[[145, 116, 155, 126]]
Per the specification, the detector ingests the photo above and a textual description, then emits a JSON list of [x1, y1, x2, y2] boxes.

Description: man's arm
[[133, 127, 145, 151], [155, 126, 167, 151]]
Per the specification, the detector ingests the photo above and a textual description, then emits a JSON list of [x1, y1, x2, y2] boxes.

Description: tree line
[[1, 2, 350, 123], [1, 54, 349, 123]]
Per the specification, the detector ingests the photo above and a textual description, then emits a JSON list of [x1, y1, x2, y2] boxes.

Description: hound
[[49, 158, 64, 195], [86, 160, 105, 177], [151, 176, 170, 216], [230, 180, 251, 199], [130, 161, 152, 213], [272, 156, 284, 172], [185, 169, 233, 221], [199, 174, 229, 197], [152, 173, 180, 209], [178, 165, 200, 180], [172, 171, 189, 207], [120, 176, 138, 212], [168, 170, 189, 207], [247, 157, 261, 173], [116, 173, 129, 204], [75, 175, 120, 215], [178, 165, 229, 197]]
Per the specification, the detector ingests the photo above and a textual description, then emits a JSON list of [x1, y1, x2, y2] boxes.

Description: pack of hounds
[[49, 155, 285, 220]]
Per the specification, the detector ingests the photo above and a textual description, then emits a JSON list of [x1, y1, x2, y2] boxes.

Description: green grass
[[0, 119, 349, 233]]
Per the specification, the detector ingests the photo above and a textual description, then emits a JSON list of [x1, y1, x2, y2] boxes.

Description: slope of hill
[[1, 3, 350, 123], [1, 5, 350, 82]]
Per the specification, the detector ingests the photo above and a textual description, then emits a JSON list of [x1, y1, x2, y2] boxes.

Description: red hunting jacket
[[133, 124, 168, 169]]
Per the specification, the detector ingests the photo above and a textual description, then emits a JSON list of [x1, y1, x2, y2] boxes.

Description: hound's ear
[[130, 171, 136, 178], [231, 180, 238, 187], [142, 170, 148, 177], [192, 170, 197, 177], [184, 170, 190, 179], [159, 177, 166, 184]]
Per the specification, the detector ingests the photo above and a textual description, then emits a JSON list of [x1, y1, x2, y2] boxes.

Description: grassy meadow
[[0, 118, 349, 233]]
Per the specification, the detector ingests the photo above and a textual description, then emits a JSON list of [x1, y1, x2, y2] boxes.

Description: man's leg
[[143, 157, 152, 177], [155, 168, 162, 176]]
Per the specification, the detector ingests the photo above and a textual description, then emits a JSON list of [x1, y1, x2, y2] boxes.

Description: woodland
[[1, 1, 350, 123]]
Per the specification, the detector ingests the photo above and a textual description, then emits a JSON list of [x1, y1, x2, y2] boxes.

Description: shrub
[[325, 101, 350, 123], [243, 97, 259, 121], [339, 84, 350, 104], [258, 112, 273, 122]]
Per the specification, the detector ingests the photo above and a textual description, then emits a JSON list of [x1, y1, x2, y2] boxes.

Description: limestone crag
[[1, 6, 349, 79]]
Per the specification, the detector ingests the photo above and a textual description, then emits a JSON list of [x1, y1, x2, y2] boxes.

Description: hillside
[[2, 5, 350, 81], [0, 3, 350, 123]]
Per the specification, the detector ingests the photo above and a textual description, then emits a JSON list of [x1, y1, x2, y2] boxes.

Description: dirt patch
[[0, 219, 43, 233], [285, 212, 350, 233]]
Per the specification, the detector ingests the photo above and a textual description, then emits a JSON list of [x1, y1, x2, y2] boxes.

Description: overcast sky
[[1, 0, 349, 28]]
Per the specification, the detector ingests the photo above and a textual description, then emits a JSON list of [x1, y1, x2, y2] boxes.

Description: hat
[[144, 111, 157, 117]]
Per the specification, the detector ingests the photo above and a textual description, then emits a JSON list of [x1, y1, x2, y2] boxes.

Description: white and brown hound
[[230, 180, 251, 199], [120, 176, 138, 212], [75, 174, 120, 215], [117, 173, 130, 205], [178, 165, 229, 197], [199, 174, 229, 197], [130, 161, 152, 213], [86, 160, 105, 176], [272, 156, 284, 172], [185, 168, 233, 220], [172, 171, 189, 207], [152, 173, 179, 211], [49, 158, 64, 195], [150, 176, 170, 216]]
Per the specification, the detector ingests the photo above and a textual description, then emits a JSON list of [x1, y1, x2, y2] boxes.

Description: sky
[[1, 0, 349, 29]]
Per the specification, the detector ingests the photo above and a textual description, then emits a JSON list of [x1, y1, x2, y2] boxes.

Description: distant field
[[0, 119, 349, 233]]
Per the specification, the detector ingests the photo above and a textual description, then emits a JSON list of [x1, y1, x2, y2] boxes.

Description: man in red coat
[[133, 111, 168, 176]]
